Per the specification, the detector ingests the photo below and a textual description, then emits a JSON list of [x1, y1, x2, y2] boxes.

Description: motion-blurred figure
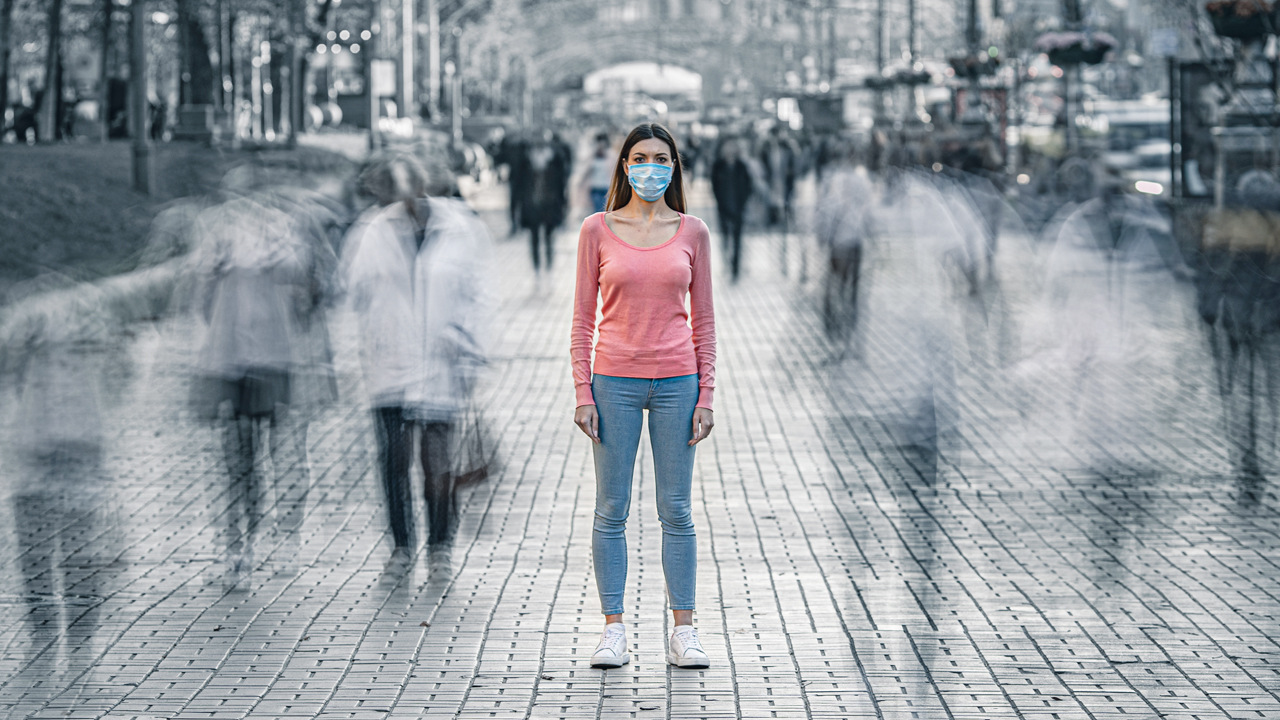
[[519, 129, 571, 272], [869, 170, 965, 479], [759, 125, 800, 228], [343, 154, 493, 576], [710, 137, 753, 280], [942, 147, 1005, 277], [814, 143, 872, 338], [0, 277, 125, 663], [494, 130, 528, 235], [1198, 171, 1280, 478], [1040, 176, 1182, 474], [586, 132, 614, 214], [190, 186, 327, 586]]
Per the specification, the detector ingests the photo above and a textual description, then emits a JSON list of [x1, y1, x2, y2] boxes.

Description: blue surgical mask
[[627, 163, 673, 202]]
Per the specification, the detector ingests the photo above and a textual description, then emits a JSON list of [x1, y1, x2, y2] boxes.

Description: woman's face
[[626, 138, 674, 170]]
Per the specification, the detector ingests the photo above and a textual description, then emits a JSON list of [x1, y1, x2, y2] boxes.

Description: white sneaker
[[383, 546, 413, 577], [590, 623, 630, 668], [428, 546, 452, 578], [667, 625, 709, 668]]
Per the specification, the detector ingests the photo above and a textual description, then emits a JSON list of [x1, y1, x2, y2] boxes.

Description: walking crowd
[[3, 113, 1224, 677]]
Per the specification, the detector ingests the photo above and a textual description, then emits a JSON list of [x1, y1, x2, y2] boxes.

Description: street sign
[[1152, 29, 1178, 58]]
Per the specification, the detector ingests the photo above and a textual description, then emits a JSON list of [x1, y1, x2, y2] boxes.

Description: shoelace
[[597, 631, 625, 655], [675, 629, 703, 652]]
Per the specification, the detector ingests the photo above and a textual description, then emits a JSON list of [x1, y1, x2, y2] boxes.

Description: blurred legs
[[421, 421, 455, 547], [268, 404, 309, 570], [530, 224, 554, 271], [720, 211, 744, 280], [219, 409, 260, 563], [374, 406, 415, 549], [823, 245, 862, 337]]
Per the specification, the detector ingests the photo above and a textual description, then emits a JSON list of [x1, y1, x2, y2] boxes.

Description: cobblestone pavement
[[0, 182, 1278, 720]]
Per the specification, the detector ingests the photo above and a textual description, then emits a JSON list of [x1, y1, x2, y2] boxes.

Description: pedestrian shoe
[[383, 546, 413, 577], [428, 546, 452, 578], [667, 625, 710, 668], [205, 558, 241, 588], [590, 623, 630, 668]]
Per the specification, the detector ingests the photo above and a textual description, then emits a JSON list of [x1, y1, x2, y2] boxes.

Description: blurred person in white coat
[[343, 155, 494, 574]]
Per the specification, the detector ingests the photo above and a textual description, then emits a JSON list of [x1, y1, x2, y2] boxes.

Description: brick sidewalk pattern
[[1, 187, 1278, 720]]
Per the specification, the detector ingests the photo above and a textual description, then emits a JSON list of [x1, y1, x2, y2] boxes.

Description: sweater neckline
[[599, 212, 686, 251]]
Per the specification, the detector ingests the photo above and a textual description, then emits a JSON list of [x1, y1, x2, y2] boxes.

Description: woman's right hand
[[574, 404, 600, 443]]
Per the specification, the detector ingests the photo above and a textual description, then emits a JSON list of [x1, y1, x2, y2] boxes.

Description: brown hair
[[605, 123, 687, 214]]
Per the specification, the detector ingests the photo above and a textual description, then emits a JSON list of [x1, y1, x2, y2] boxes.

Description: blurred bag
[[451, 399, 501, 485]]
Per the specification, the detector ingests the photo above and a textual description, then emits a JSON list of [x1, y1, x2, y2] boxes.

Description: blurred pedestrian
[[495, 130, 528, 235], [189, 191, 313, 587], [585, 132, 613, 214], [710, 137, 753, 280], [814, 142, 871, 336], [682, 130, 703, 177], [520, 129, 571, 272], [344, 153, 493, 576], [571, 122, 717, 670], [1197, 171, 1280, 477], [760, 124, 799, 227]]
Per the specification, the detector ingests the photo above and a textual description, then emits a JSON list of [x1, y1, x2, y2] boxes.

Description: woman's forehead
[[630, 138, 671, 155]]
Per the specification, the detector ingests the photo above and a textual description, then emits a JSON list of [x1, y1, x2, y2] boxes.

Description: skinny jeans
[[590, 374, 699, 615]]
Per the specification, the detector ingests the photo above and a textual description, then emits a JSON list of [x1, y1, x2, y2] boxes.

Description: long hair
[[605, 123, 687, 214]]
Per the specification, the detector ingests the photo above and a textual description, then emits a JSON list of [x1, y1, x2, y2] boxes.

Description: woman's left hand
[[689, 408, 714, 446]]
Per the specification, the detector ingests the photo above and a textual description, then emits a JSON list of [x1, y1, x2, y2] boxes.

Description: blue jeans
[[590, 374, 699, 615]]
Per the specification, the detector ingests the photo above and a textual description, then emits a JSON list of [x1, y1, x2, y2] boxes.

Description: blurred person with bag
[[343, 154, 495, 576]]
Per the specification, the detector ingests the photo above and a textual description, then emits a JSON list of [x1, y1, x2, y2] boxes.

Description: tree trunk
[[99, 0, 112, 141], [0, 0, 14, 116], [38, 0, 65, 141]]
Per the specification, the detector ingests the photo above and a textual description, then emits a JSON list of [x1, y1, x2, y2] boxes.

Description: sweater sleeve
[[570, 218, 600, 407], [689, 220, 717, 409]]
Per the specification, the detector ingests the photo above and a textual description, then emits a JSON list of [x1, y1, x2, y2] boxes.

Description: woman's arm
[[570, 219, 601, 408], [689, 220, 717, 410], [688, 220, 717, 444]]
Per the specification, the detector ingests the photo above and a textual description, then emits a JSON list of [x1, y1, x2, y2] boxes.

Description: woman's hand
[[689, 408, 714, 446], [575, 404, 600, 443]]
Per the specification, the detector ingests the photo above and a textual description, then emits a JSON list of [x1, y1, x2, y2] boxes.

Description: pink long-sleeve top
[[572, 212, 717, 409]]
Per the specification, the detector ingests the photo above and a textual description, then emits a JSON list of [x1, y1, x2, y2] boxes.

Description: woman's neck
[[615, 197, 675, 223]]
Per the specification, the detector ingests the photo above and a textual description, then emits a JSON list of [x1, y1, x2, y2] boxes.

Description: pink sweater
[[571, 212, 717, 409]]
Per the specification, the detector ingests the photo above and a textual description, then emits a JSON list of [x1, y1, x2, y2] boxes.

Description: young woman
[[570, 123, 717, 669]]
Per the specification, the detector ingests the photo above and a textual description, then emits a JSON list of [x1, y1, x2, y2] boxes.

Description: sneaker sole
[[590, 653, 630, 668], [667, 652, 710, 669]]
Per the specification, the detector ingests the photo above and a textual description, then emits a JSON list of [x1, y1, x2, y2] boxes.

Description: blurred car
[[1093, 100, 1172, 198], [1107, 139, 1172, 197]]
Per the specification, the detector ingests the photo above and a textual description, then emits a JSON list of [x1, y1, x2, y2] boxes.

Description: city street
[[1, 185, 1278, 720]]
